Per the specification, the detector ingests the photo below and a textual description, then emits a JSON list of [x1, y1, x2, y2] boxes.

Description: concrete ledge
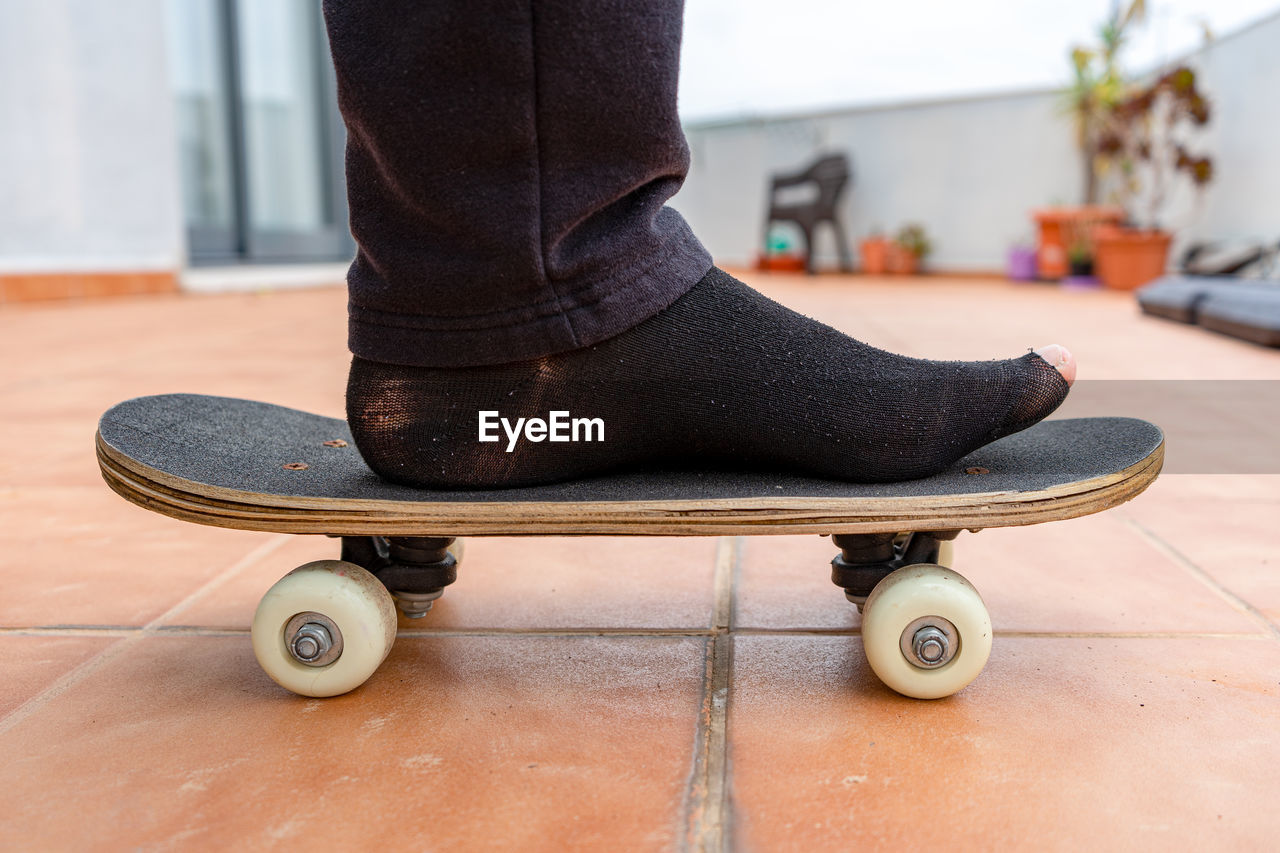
[[180, 263, 349, 294]]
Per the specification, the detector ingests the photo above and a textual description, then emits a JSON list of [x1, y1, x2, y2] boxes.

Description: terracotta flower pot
[[886, 242, 919, 275], [1032, 206, 1124, 280], [860, 238, 890, 275], [755, 252, 807, 273], [1092, 227, 1172, 291]]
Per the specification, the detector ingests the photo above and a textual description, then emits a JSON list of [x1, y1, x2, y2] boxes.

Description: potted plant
[[756, 225, 807, 273], [1061, 212, 1101, 287], [1062, 240, 1102, 289], [1092, 65, 1213, 289], [860, 228, 890, 275], [888, 223, 931, 275], [1067, 241, 1093, 276]]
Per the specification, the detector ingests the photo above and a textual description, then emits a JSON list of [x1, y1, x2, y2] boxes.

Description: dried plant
[[1095, 65, 1213, 230]]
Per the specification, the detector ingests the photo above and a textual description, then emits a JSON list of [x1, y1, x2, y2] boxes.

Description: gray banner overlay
[[1048, 381, 1280, 474]]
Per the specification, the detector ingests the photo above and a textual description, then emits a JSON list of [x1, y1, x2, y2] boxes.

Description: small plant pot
[[886, 243, 920, 275], [1093, 227, 1172, 290], [1007, 247, 1038, 281], [755, 253, 807, 273], [1068, 258, 1094, 277], [860, 238, 890, 275]]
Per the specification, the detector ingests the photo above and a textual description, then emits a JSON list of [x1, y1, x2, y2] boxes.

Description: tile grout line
[[1122, 517, 1280, 640], [0, 535, 289, 738], [978, 630, 1274, 640], [683, 535, 737, 853]]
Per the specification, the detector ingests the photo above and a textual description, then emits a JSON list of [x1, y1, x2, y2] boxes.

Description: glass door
[[166, 0, 239, 260], [165, 0, 351, 264], [235, 0, 347, 259]]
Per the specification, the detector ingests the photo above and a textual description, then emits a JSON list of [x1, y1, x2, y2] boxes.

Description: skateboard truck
[[829, 530, 989, 687], [340, 535, 459, 618], [830, 530, 960, 611]]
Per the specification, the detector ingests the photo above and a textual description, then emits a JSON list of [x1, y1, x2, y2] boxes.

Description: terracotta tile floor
[[2, 272, 1279, 850]]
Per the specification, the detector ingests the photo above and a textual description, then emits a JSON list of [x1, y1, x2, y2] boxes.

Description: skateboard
[[96, 394, 1164, 700]]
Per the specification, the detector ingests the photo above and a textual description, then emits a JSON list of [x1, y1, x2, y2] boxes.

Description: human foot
[[347, 268, 1072, 488]]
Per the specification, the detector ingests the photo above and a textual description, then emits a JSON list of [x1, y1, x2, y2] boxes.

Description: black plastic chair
[[763, 153, 853, 275]]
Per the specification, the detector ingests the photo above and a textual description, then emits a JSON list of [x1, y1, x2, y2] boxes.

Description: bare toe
[[1033, 344, 1076, 387]]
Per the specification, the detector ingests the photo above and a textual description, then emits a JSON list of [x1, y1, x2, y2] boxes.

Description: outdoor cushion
[[1196, 285, 1280, 347], [1137, 276, 1275, 324]]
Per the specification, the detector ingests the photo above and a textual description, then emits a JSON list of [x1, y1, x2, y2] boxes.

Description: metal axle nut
[[284, 612, 344, 667], [900, 615, 959, 670]]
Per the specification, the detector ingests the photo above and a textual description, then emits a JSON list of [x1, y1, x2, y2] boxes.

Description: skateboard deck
[[96, 393, 1164, 700], [97, 394, 1163, 536]]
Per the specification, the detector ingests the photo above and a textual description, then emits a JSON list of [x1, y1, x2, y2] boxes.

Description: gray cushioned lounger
[[1196, 286, 1280, 347], [1136, 276, 1258, 323]]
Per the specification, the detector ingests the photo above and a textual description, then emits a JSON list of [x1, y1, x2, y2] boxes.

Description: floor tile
[[0, 487, 276, 627], [734, 534, 856, 631], [0, 634, 705, 851], [0, 634, 113, 718], [0, 420, 98, 487], [1117, 475, 1280, 629], [728, 634, 1280, 850], [164, 535, 722, 632]]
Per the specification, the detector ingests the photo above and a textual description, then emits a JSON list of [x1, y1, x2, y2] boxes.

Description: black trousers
[[322, 0, 712, 368]]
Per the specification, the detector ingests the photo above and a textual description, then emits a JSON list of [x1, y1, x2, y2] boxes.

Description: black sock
[[347, 268, 1069, 488]]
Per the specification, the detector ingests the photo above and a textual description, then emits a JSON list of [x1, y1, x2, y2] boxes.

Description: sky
[[678, 0, 1280, 121]]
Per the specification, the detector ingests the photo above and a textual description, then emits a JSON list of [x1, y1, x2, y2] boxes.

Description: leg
[[831, 217, 854, 273], [329, 3, 1077, 489], [322, 0, 711, 368], [797, 223, 816, 275]]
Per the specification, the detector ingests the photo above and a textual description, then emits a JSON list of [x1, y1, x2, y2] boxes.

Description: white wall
[[1181, 12, 1280, 253], [0, 0, 184, 273], [676, 90, 1082, 271], [674, 9, 1280, 272]]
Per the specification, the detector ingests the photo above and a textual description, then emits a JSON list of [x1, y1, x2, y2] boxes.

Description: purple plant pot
[[1007, 247, 1038, 281]]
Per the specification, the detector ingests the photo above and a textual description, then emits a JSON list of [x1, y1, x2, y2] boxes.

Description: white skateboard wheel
[[252, 560, 398, 697], [861, 563, 991, 699]]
